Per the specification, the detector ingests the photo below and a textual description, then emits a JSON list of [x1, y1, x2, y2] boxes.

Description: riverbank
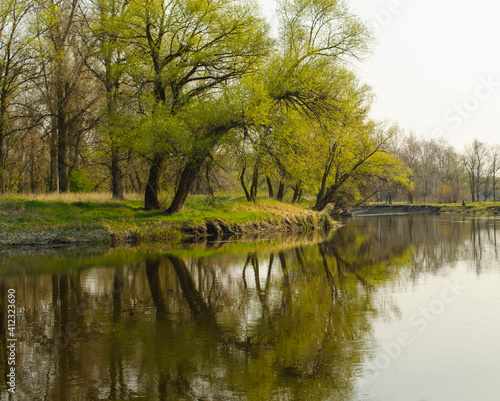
[[0, 195, 337, 248], [345, 202, 500, 216]]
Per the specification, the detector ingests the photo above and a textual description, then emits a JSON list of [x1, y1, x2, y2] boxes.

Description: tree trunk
[[317, 144, 337, 204], [166, 125, 234, 213], [276, 180, 285, 202], [266, 176, 274, 198], [476, 171, 480, 202], [111, 148, 124, 200], [249, 159, 259, 202], [292, 184, 302, 204], [317, 173, 328, 204], [312, 196, 330, 212], [30, 153, 37, 193], [134, 170, 143, 193], [49, 130, 59, 192], [144, 153, 164, 210], [470, 174, 475, 202], [57, 117, 70, 192], [312, 182, 342, 211], [493, 171, 497, 202], [240, 166, 251, 201], [166, 156, 205, 214], [0, 129, 4, 193], [166, 125, 235, 213]]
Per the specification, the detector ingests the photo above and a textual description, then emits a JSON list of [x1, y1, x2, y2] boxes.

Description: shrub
[[70, 170, 95, 193]]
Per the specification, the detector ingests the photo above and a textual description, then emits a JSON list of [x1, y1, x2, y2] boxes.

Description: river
[[0, 214, 499, 400]]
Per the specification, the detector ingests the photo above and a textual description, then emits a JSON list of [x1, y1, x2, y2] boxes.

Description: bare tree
[[0, 0, 33, 192], [487, 144, 500, 202], [31, 0, 99, 192], [463, 140, 488, 202]]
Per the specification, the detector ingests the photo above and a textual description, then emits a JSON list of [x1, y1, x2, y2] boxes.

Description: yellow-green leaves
[[277, 0, 371, 62], [135, 101, 189, 155]]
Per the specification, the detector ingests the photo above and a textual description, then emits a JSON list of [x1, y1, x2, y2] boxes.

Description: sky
[[256, 0, 500, 151]]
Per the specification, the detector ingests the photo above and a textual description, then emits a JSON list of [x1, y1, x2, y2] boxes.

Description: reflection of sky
[[358, 224, 500, 401]]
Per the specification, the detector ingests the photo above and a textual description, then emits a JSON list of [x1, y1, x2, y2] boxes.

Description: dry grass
[[239, 199, 317, 216], [0, 192, 143, 203]]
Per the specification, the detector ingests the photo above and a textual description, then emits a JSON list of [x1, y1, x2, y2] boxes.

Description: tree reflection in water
[[0, 215, 498, 400]]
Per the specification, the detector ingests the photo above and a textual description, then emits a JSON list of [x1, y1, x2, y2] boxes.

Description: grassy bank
[[0, 194, 336, 247], [354, 202, 500, 215], [437, 202, 500, 214]]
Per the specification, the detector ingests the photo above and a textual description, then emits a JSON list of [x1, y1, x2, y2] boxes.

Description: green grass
[[0, 196, 305, 225], [0, 194, 332, 246]]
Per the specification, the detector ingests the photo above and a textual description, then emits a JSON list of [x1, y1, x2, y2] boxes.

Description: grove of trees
[[0, 0, 497, 210], [393, 134, 500, 204]]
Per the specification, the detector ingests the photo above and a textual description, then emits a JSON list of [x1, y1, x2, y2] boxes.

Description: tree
[[84, 0, 135, 199], [312, 119, 411, 211], [0, 0, 32, 192], [226, 0, 373, 207], [487, 145, 499, 202], [436, 143, 462, 203], [31, 0, 99, 192], [463, 140, 487, 202], [394, 131, 419, 203], [123, 0, 270, 210], [165, 93, 243, 214], [396, 134, 464, 204], [417, 139, 440, 203]]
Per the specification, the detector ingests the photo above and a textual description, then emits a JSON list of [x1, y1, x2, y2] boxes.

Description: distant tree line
[[390, 134, 499, 204]]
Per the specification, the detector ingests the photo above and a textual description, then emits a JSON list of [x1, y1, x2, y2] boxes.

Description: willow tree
[[312, 119, 412, 211], [166, 93, 245, 213], [124, 0, 270, 210], [270, 0, 370, 105], [227, 0, 372, 203], [296, 66, 412, 211], [264, 0, 413, 210], [235, 105, 316, 203]]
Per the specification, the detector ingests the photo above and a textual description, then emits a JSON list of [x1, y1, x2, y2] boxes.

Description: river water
[[0, 214, 499, 400]]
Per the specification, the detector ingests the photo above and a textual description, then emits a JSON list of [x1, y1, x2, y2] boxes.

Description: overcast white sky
[[257, 0, 500, 151]]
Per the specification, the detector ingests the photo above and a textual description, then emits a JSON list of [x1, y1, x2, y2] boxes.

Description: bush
[[70, 170, 95, 193]]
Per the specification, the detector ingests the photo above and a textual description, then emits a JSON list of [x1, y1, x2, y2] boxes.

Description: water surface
[[1, 214, 499, 400]]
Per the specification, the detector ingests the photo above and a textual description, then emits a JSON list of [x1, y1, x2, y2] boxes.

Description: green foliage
[[311, 118, 413, 209], [2, 0, 413, 211], [69, 170, 95, 193], [277, 0, 371, 60], [135, 101, 189, 156]]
